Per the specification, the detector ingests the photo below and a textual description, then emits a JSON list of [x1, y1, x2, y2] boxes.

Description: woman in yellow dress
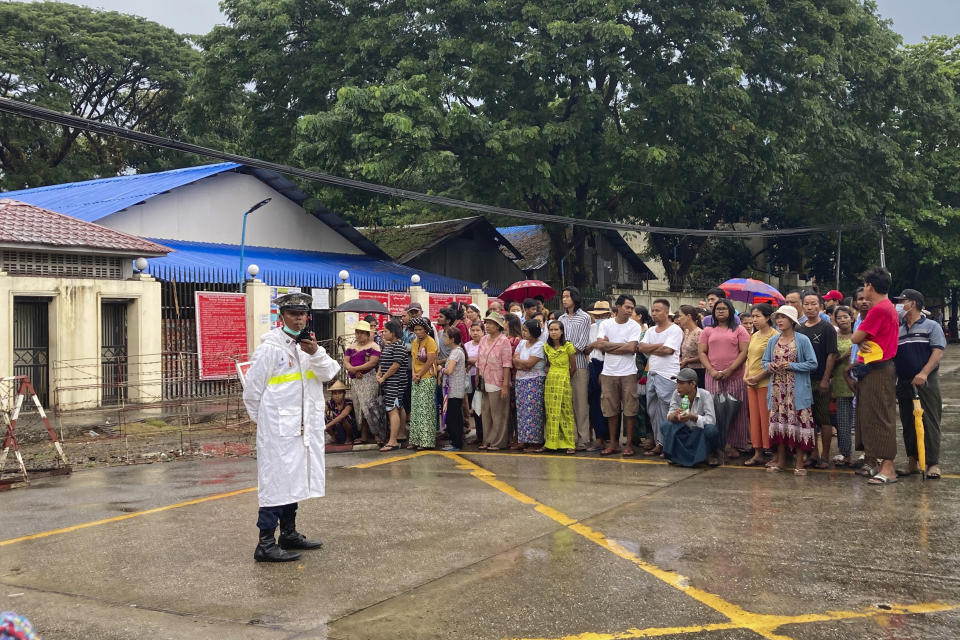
[[543, 320, 577, 453]]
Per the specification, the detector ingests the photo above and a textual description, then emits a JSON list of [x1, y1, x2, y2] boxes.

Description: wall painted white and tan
[[0, 271, 161, 410]]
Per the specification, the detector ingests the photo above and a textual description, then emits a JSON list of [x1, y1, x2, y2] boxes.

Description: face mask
[[895, 304, 904, 314], [282, 324, 300, 337]]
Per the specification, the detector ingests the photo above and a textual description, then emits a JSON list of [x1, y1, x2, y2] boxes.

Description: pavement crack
[[326, 458, 712, 630], [0, 580, 285, 631]]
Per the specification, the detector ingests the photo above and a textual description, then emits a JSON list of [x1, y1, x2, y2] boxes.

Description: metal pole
[[238, 198, 272, 290], [835, 230, 842, 290], [878, 209, 887, 269]]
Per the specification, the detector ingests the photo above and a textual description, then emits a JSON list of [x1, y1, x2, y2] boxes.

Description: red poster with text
[[357, 291, 390, 329], [428, 294, 454, 320], [195, 292, 248, 380], [388, 292, 411, 317]]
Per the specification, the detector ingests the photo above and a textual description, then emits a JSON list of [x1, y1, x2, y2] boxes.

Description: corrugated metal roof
[[2, 163, 242, 223], [144, 239, 482, 294], [0, 199, 170, 256], [0, 163, 392, 260]]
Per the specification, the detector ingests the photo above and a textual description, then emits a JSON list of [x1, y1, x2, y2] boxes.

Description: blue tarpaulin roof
[[146, 239, 482, 294], [2, 163, 243, 223]]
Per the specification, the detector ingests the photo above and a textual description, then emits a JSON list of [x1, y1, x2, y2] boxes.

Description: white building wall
[[97, 172, 364, 255]]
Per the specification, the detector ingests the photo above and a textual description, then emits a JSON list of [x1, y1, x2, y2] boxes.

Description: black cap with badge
[[892, 289, 924, 309], [274, 292, 313, 311]]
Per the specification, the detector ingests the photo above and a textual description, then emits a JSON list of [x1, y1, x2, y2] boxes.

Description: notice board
[[357, 291, 412, 329], [196, 291, 248, 380]]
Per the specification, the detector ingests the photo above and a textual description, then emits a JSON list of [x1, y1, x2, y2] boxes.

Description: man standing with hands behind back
[[243, 292, 342, 562]]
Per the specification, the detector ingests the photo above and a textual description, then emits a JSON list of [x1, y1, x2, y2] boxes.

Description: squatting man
[[242, 292, 341, 562]]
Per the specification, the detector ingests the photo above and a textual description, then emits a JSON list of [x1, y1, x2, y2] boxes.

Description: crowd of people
[[328, 266, 946, 484]]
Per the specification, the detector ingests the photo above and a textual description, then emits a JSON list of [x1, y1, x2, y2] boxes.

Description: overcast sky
[[19, 0, 960, 43]]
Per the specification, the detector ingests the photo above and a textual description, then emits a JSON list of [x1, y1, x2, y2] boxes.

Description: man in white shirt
[[586, 300, 613, 450], [637, 299, 683, 456], [588, 294, 644, 456]]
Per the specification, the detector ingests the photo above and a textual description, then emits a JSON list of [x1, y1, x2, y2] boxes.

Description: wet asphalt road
[[2, 352, 960, 640]]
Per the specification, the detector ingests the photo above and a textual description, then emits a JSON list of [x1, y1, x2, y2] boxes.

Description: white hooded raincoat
[[243, 328, 341, 507]]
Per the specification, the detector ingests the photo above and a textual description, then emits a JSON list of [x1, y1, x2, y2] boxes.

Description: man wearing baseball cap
[[660, 368, 721, 467], [893, 288, 945, 478], [243, 292, 341, 561]]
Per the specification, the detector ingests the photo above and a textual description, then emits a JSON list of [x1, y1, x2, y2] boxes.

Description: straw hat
[[484, 311, 506, 329], [328, 380, 348, 392], [354, 320, 372, 333], [772, 305, 800, 325], [588, 300, 612, 316]]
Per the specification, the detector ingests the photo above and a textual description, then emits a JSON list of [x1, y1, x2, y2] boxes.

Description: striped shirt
[[559, 308, 592, 369]]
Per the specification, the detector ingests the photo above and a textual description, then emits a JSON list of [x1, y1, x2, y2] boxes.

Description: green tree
[[286, 1, 917, 290], [0, 1, 198, 190]]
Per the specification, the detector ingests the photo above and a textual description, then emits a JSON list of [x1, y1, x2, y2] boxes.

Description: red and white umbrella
[[499, 279, 557, 303]]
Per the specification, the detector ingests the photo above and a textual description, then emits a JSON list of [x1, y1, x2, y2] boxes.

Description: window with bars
[[1, 250, 123, 279]]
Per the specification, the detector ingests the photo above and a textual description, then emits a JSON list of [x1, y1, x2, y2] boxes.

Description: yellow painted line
[[430, 453, 958, 640], [347, 450, 431, 469], [0, 487, 257, 547], [508, 602, 960, 640]]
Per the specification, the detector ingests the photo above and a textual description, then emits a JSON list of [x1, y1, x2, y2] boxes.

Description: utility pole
[[878, 209, 888, 269], [835, 230, 842, 290]]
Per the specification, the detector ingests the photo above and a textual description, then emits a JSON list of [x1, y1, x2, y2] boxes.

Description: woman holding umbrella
[[698, 299, 751, 456], [343, 320, 386, 445]]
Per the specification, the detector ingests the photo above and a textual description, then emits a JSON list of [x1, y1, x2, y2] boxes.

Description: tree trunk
[[651, 234, 706, 292]]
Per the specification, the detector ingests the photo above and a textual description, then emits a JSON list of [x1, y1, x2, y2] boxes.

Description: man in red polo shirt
[[851, 267, 900, 484]]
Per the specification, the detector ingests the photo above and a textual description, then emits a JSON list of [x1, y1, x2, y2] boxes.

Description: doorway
[[12, 297, 50, 407], [101, 301, 129, 405]]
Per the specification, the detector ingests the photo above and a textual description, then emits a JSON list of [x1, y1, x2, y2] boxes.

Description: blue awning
[[145, 239, 482, 294]]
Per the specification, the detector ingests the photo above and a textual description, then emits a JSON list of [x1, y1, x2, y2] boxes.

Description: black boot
[[254, 528, 301, 562], [278, 516, 323, 551]]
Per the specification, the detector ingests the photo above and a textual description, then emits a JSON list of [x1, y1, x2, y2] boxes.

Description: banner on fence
[[196, 291, 248, 380], [357, 291, 412, 329], [429, 294, 474, 320]]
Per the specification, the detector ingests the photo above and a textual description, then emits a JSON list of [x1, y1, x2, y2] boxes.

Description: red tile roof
[[0, 198, 169, 255]]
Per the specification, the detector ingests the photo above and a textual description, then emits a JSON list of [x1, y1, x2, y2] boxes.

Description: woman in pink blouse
[[477, 311, 513, 450], [698, 299, 751, 455]]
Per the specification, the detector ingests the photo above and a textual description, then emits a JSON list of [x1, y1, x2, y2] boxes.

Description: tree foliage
[[0, 1, 198, 190]]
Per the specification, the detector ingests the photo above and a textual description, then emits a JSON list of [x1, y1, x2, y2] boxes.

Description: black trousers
[[257, 502, 297, 531], [447, 397, 464, 449]]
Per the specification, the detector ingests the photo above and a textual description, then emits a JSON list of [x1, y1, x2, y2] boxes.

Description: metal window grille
[[1, 250, 123, 279]]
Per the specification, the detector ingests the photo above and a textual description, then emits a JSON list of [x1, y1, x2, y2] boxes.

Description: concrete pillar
[[334, 282, 359, 341], [469, 288, 488, 313], [0, 271, 11, 384], [245, 279, 273, 360], [408, 285, 430, 314], [125, 273, 162, 405]]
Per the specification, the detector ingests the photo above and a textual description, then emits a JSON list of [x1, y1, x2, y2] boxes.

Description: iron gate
[[101, 301, 129, 405], [12, 298, 50, 407]]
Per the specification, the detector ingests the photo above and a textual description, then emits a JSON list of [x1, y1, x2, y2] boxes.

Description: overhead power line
[[0, 97, 870, 238]]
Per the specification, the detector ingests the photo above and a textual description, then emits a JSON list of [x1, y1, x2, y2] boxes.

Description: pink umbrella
[[499, 279, 557, 303]]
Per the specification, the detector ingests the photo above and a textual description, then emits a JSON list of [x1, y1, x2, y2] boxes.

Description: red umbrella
[[718, 278, 785, 305], [499, 279, 557, 302]]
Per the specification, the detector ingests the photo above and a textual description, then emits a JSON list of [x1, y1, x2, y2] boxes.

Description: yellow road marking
[[347, 450, 430, 469], [369, 448, 960, 481], [0, 487, 257, 547], [507, 602, 960, 640], [430, 452, 958, 640]]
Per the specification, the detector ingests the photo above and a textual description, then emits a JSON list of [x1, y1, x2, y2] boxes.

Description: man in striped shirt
[[559, 286, 593, 450]]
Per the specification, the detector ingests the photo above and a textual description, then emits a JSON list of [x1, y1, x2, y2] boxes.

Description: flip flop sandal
[[743, 458, 764, 466], [600, 448, 620, 456], [927, 472, 941, 480], [794, 468, 808, 476], [622, 449, 636, 457], [867, 473, 898, 485], [766, 465, 781, 473]]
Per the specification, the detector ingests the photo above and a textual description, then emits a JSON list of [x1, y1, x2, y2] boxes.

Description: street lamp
[[239, 197, 272, 290]]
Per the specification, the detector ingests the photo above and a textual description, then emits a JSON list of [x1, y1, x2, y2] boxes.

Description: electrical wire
[[0, 97, 872, 238]]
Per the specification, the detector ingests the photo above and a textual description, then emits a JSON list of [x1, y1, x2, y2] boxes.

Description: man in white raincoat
[[243, 292, 341, 562]]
